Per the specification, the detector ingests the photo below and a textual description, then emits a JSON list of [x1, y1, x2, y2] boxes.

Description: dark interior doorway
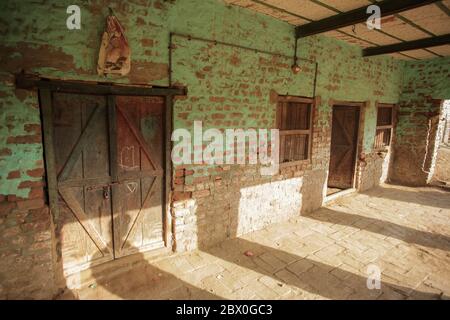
[[327, 105, 360, 195]]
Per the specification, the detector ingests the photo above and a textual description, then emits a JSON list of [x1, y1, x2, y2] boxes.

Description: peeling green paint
[[0, 82, 43, 197], [1, 0, 446, 196], [396, 57, 450, 141]]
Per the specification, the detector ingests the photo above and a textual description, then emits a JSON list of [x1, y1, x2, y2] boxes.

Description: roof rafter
[[363, 33, 450, 56], [296, 0, 440, 39]]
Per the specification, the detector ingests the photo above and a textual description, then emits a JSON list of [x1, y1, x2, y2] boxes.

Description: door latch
[[103, 186, 110, 200]]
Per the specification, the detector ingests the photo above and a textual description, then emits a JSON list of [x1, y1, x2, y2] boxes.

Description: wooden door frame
[[328, 100, 367, 190], [27, 78, 186, 268]]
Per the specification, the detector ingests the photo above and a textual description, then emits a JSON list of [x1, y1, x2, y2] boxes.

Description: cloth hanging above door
[[97, 13, 131, 76]]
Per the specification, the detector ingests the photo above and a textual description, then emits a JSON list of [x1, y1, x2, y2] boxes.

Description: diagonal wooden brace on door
[[59, 188, 112, 256], [58, 105, 104, 182], [116, 106, 163, 173], [120, 176, 159, 250]]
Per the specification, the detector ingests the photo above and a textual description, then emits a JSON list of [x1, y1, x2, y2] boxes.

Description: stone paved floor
[[66, 184, 450, 300]]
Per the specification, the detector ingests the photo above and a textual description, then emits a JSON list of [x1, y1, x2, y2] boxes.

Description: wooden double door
[[45, 92, 166, 274], [328, 105, 360, 189]]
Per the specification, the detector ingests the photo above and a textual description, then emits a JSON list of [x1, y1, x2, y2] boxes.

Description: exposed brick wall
[[391, 57, 450, 186], [171, 100, 335, 251], [432, 100, 450, 183], [0, 0, 439, 299], [357, 151, 392, 192], [0, 200, 54, 299], [0, 72, 56, 299], [433, 145, 450, 183], [442, 100, 450, 144]]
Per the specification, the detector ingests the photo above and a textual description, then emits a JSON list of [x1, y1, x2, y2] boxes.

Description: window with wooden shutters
[[374, 104, 394, 149], [277, 96, 314, 166]]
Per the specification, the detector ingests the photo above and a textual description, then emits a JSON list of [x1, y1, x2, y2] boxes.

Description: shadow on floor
[[362, 185, 450, 209], [57, 219, 220, 300], [202, 238, 447, 300], [58, 250, 221, 300], [305, 208, 450, 252], [88, 253, 220, 299]]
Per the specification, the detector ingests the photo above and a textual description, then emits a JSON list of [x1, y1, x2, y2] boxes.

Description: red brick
[[18, 180, 45, 189], [26, 168, 44, 178], [174, 177, 184, 185], [212, 113, 225, 120], [28, 188, 45, 200], [172, 191, 192, 201], [192, 190, 210, 198], [209, 96, 225, 103], [24, 124, 41, 134], [7, 170, 21, 179], [0, 202, 16, 215], [7, 134, 41, 144], [16, 198, 45, 210], [0, 148, 12, 157], [175, 169, 185, 177], [7, 194, 25, 202]]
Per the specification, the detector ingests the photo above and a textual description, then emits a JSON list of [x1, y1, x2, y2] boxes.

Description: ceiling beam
[[362, 34, 450, 56], [296, 0, 440, 38]]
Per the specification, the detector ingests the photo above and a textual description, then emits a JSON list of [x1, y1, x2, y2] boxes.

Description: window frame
[[276, 95, 315, 167], [374, 103, 395, 150]]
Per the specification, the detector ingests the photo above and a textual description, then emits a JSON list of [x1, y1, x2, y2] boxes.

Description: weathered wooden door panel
[[47, 93, 166, 273], [114, 96, 165, 258], [52, 93, 114, 274], [328, 105, 360, 189]]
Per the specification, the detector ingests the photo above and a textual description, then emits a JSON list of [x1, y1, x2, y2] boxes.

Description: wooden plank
[[277, 95, 314, 104], [308, 98, 316, 162], [279, 129, 311, 136], [377, 103, 395, 108], [117, 106, 162, 171], [52, 93, 83, 177], [163, 96, 172, 247], [280, 135, 286, 163], [108, 96, 118, 182], [328, 106, 360, 189], [108, 95, 122, 259], [39, 89, 59, 218], [59, 188, 111, 255], [363, 33, 450, 56], [58, 105, 103, 182], [114, 96, 166, 257], [281, 102, 288, 130], [39, 88, 69, 285], [16, 74, 187, 96], [120, 177, 158, 250], [118, 170, 164, 181], [376, 125, 394, 130], [58, 177, 112, 189]]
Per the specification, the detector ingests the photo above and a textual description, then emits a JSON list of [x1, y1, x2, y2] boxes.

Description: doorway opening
[[327, 104, 361, 197], [431, 100, 450, 187], [27, 77, 185, 276]]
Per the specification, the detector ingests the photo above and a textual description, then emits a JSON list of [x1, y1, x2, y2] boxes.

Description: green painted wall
[[391, 56, 450, 185], [0, 0, 407, 196], [397, 56, 450, 141]]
